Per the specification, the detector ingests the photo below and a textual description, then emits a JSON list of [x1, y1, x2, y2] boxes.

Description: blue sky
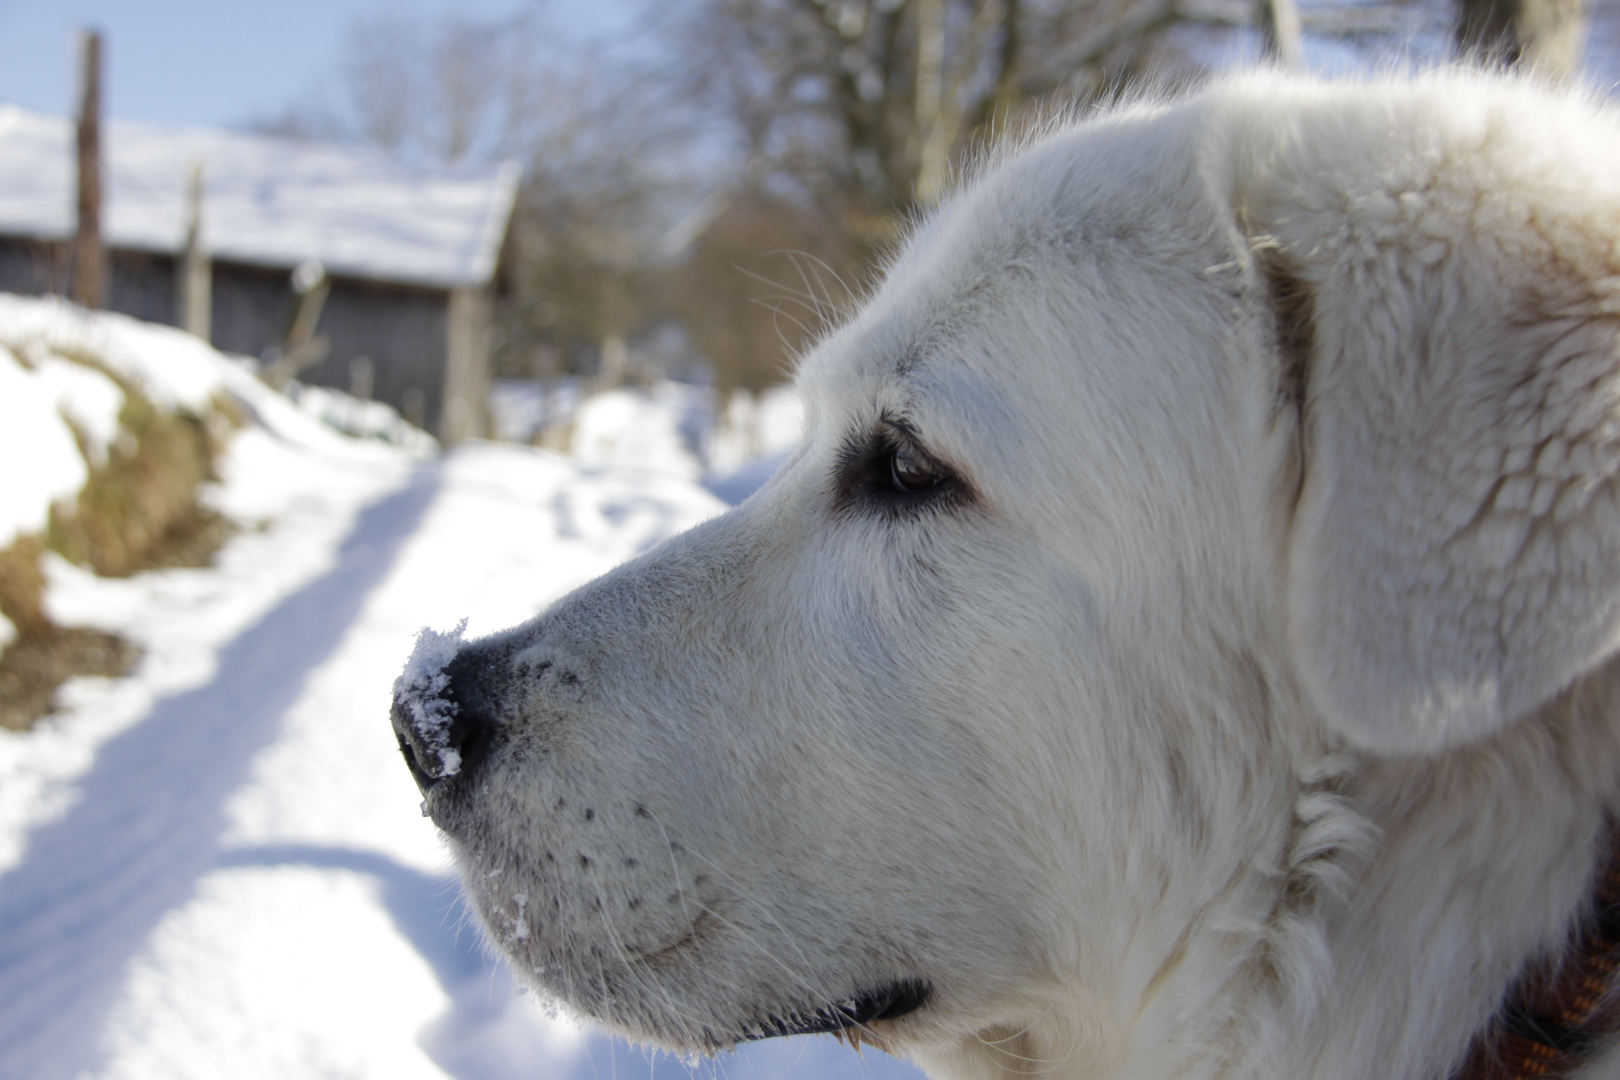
[[0, 0, 632, 128]]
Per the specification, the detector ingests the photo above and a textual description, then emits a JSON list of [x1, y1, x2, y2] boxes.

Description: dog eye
[[890, 445, 940, 492], [832, 420, 972, 517]]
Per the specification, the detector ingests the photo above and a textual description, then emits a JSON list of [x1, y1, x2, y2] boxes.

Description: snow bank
[[0, 293, 228, 412], [0, 292, 438, 555], [290, 383, 439, 454], [31, 353, 126, 466], [0, 291, 252, 558], [0, 344, 91, 550]]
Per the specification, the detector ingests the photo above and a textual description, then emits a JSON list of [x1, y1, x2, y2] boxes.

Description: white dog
[[393, 70, 1620, 1080]]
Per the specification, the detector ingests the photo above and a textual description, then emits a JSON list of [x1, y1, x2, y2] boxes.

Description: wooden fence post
[[443, 287, 492, 444], [177, 161, 211, 340], [1258, 0, 1304, 66], [71, 28, 106, 310], [1455, 0, 1586, 80]]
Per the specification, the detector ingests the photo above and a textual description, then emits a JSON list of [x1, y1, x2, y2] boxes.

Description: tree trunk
[[914, 0, 948, 204]]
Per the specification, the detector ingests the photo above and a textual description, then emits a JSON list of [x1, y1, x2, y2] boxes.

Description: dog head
[[393, 72, 1620, 1076]]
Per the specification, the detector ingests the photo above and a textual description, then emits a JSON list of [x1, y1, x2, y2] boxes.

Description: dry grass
[[0, 536, 48, 635], [48, 391, 233, 577], [0, 347, 241, 730], [0, 627, 140, 731]]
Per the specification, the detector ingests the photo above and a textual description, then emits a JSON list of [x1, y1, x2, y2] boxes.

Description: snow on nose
[[391, 620, 470, 791]]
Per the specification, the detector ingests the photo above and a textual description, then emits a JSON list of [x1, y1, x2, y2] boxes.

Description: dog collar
[[1452, 828, 1620, 1079]]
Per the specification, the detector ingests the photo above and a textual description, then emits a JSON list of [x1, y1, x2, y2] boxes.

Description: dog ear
[[1239, 93, 1620, 755]]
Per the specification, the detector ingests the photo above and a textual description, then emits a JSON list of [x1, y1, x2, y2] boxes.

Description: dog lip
[[632, 909, 721, 967], [742, 978, 931, 1041]]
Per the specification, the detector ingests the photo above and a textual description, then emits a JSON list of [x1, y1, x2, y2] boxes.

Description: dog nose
[[391, 641, 499, 795]]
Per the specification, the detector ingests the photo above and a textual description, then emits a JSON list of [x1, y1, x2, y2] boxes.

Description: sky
[[0, 0, 634, 129]]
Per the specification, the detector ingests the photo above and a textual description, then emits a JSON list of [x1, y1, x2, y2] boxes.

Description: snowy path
[[0, 428, 928, 1080], [0, 465, 439, 1078]]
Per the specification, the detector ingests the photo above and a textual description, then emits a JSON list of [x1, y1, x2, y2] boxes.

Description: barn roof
[[0, 104, 520, 291]]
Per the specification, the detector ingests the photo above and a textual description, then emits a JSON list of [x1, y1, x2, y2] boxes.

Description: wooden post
[[72, 29, 106, 309], [443, 287, 492, 445], [177, 161, 211, 341], [1455, 0, 1586, 80], [1258, 0, 1304, 66], [260, 261, 331, 388]]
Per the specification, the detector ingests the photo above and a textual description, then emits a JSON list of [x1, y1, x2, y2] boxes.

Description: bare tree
[[672, 0, 1271, 264], [254, 12, 700, 384], [672, 191, 862, 400], [271, 14, 551, 166], [340, 17, 422, 156], [489, 55, 695, 382]]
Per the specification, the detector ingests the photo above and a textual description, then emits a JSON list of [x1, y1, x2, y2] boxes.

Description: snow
[[0, 293, 926, 1080], [0, 343, 88, 548], [394, 620, 469, 780], [0, 291, 315, 552], [291, 383, 441, 453], [0, 291, 232, 412], [0, 105, 518, 289], [33, 353, 126, 466], [490, 378, 807, 506], [571, 381, 711, 480]]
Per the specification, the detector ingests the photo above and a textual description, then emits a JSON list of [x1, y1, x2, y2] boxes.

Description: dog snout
[[391, 642, 504, 795]]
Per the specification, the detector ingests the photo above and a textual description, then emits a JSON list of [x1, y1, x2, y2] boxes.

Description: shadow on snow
[[0, 464, 442, 1080], [214, 841, 928, 1080], [0, 453, 926, 1080]]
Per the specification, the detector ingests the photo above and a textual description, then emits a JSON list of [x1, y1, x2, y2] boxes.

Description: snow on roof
[[0, 104, 520, 290]]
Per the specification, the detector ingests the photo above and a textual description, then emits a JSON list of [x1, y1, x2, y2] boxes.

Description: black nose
[[390, 639, 500, 795]]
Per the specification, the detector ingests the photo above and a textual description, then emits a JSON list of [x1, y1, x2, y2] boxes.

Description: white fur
[[407, 70, 1620, 1080]]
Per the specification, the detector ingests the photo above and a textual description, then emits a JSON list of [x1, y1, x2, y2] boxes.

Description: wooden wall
[[0, 236, 474, 438], [0, 237, 69, 299], [307, 275, 454, 435]]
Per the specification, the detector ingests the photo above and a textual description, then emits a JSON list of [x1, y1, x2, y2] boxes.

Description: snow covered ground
[[489, 376, 807, 501], [0, 296, 926, 1080]]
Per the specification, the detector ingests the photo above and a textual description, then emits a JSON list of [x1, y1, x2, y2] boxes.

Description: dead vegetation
[[0, 346, 239, 730], [0, 625, 140, 731], [47, 384, 237, 577]]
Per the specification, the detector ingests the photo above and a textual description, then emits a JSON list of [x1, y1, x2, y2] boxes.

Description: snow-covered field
[[0, 296, 924, 1080]]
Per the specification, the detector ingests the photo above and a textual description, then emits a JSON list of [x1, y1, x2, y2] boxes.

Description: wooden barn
[[0, 104, 519, 444]]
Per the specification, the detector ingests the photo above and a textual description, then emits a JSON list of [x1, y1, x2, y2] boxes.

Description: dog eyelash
[[831, 420, 968, 516]]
